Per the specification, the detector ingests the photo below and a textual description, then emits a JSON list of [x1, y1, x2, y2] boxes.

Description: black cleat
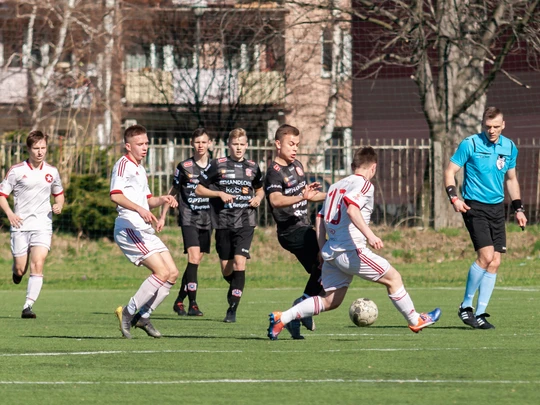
[[285, 319, 305, 340], [475, 313, 495, 329], [21, 307, 36, 319], [223, 309, 237, 323], [173, 301, 187, 316], [12, 272, 23, 285], [188, 303, 203, 316], [458, 305, 479, 328], [134, 318, 162, 338]]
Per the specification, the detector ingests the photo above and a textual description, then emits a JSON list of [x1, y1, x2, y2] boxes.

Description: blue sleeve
[[450, 137, 474, 168], [508, 142, 518, 170]]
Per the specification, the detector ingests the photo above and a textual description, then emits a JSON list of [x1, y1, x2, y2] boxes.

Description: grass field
[[0, 226, 539, 404]]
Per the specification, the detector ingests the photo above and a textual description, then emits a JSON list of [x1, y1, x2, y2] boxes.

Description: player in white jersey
[[268, 147, 441, 340], [0, 131, 64, 319], [111, 124, 180, 339]]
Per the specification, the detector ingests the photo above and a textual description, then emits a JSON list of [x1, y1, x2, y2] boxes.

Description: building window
[[324, 127, 352, 172], [321, 26, 352, 78]]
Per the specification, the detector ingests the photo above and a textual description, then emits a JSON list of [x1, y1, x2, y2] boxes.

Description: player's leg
[[11, 231, 30, 284], [22, 245, 48, 318]]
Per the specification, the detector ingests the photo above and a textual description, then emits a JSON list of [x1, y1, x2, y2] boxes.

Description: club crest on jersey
[[218, 157, 228, 163], [295, 166, 304, 176], [496, 155, 506, 170], [246, 168, 252, 177], [45, 173, 53, 183], [183, 160, 193, 168], [273, 163, 281, 172]]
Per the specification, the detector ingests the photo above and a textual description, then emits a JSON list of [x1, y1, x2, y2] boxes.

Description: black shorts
[[463, 200, 506, 253], [215, 227, 255, 260], [278, 226, 320, 274], [181, 226, 212, 254]]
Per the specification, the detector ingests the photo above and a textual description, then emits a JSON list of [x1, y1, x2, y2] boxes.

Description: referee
[[444, 106, 527, 329]]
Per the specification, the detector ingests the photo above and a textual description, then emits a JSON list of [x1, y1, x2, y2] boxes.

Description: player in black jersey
[[158, 128, 212, 317], [196, 128, 264, 323], [264, 124, 326, 339]]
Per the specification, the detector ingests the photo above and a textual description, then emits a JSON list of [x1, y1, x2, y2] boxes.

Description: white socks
[[127, 274, 164, 315], [24, 274, 43, 309], [388, 285, 420, 325], [282, 296, 324, 324]]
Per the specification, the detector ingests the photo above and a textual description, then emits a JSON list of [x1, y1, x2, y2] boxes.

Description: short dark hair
[[26, 130, 48, 148], [124, 124, 147, 143], [483, 106, 503, 122], [275, 124, 299, 142], [192, 127, 211, 141], [352, 146, 377, 170]]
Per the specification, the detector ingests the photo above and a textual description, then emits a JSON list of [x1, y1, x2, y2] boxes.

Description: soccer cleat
[[267, 311, 285, 340], [458, 305, 479, 328], [223, 309, 236, 323], [475, 313, 495, 330], [408, 308, 441, 333], [115, 306, 133, 339], [173, 301, 187, 316], [21, 307, 36, 319], [12, 272, 23, 285], [293, 297, 316, 331], [187, 303, 204, 317], [134, 318, 162, 338], [285, 319, 305, 340]]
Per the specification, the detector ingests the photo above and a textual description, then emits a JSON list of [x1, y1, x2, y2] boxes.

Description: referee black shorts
[[277, 226, 320, 274], [181, 226, 212, 254], [462, 200, 506, 253], [215, 227, 255, 260]]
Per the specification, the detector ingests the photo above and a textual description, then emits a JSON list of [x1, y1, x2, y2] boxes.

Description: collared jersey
[[264, 160, 310, 235], [0, 160, 63, 231], [172, 157, 211, 229], [319, 174, 374, 252], [199, 156, 263, 229], [110, 155, 153, 231], [450, 132, 518, 204]]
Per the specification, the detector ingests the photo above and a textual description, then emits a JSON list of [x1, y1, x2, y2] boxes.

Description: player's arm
[[315, 212, 326, 251], [110, 192, 158, 225], [346, 204, 383, 250], [444, 161, 470, 213], [148, 194, 178, 210], [195, 184, 235, 203], [52, 192, 65, 215], [249, 187, 265, 207], [159, 186, 178, 221], [268, 183, 324, 208], [0, 195, 22, 228], [506, 168, 527, 229]]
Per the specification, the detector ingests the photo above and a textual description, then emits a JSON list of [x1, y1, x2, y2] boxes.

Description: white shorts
[[11, 230, 52, 257], [321, 246, 390, 291], [114, 227, 168, 266]]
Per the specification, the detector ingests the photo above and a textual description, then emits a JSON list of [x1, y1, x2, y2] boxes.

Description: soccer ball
[[349, 298, 378, 327]]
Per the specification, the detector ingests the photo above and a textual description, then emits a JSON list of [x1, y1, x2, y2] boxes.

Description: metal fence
[[1, 137, 538, 227]]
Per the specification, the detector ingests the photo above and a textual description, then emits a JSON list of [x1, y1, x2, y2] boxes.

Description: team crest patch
[[273, 164, 281, 172], [174, 168, 180, 177], [218, 157, 228, 163], [232, 289, 243, 297], [183, 160, 193, 168], [246, 168, 252, 177], [187, 282, 197, 291], [295, 166, 304, 176], [496, 155, 506, 170], [45, 173, 53, 183]]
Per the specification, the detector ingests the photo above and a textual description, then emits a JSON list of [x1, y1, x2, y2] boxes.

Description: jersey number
[[325, 189, 346, 224]]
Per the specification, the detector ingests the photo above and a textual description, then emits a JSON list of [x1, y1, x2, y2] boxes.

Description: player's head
[[274, 124, 300, 164], [482, 106, 505, 144], [26, 130, 49, 148], [228, 128, 248, 161], [352, 147, 378, 178], [123, 124, 149, 162], [191, 127, 212, 156]]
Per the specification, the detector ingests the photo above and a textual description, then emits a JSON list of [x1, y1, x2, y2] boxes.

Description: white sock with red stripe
[[139, 281, 174, 319], [388, 285, 420, 325], [24, 274, 43, 309], [281, 296, 324, 325], [127, 275, 164, 315]]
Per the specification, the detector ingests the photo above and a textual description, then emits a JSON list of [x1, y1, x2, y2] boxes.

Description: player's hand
[[7, 213, 23, 228], [52, 204, 63, 215], [137, 207, 158, 225], [155, 218, 165, 232], [303, 182, 322, 201], [516, 211, 527, 230], [368, 236, 384, 250], [452, 199, 470, 213], [219, 192, 235, 204], [249, 196, 262, 207], [162, 195, 178, 209]]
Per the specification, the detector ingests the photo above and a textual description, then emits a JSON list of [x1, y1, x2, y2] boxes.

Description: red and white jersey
[[319, 174, 374, 252], [110, 155, 152, 231], [0, 160, 63, 231]]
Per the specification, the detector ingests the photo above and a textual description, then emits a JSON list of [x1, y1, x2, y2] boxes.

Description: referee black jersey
[[264, 160, 311, 236], [172, 157, 212, 230], [199, 156, 263, 229]]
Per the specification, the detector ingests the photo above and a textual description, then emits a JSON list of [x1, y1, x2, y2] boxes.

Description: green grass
[[0, 287, 539, 404]]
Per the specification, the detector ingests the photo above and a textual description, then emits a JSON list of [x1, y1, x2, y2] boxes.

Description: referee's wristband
[[512, 199, 525, 213], [446, 185, 458, 204]]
